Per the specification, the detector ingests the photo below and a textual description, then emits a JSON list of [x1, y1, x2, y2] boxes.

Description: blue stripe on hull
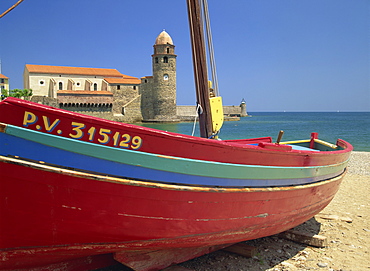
[[0, 133, 343, 187]]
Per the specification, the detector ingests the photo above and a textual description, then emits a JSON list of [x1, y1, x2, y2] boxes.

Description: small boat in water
[[0, 0, 352, 270]]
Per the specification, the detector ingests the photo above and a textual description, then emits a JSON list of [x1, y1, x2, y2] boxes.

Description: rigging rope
[[191, 103, 203, 136], [200, 0, 220, 97], [0, 0, 25, 18]]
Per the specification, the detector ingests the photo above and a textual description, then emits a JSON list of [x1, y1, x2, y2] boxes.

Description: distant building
[[23, 30, 246, 123], [23, 30, 178, 123], [0, 74, 9, 92], [24, 64, 142, 122], [140, 30, 179, 122]]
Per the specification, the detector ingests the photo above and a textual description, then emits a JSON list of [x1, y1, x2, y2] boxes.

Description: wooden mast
[[186, 0, 213, 138]]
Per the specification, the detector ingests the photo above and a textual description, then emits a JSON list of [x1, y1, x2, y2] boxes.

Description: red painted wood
[[0, 98, 352, 167], [0, 158, 345, 270]]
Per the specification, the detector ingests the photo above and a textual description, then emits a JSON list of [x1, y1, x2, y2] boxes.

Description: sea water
[[140, 112, 370, 152]]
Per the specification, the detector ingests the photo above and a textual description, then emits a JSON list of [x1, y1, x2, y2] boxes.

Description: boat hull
[[0, 155, 345, 270], [0, 98, 352, 167]]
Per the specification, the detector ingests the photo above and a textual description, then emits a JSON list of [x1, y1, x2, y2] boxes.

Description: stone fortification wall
[[140, 77, 154, 120], [110, 84, 141, 115], [223, 105, 248, 117], [31, 96, 59, 108], [57, 91, 113, 105], [177, 105, 248, 118], [113, 94, 142, 123], [60, 107, 113, 120], [177, 106, 197, 117]]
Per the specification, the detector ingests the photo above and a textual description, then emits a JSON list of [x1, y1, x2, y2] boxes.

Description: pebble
[[347, 152, 370, 175], [280, 262, 298, 270], [293, 256, 306, 261], [317, 262, 328, 268]]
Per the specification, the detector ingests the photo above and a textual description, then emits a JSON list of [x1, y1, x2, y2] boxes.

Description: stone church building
[[24, 30, 178, 123], [24, 30, 246, 123]]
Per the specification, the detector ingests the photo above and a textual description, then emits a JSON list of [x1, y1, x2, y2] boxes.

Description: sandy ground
[[180, 151, 370, 271], [106, 152, 369, 271]]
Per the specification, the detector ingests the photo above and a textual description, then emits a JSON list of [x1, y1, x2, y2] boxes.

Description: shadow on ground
[[97, 217, 322, 271]]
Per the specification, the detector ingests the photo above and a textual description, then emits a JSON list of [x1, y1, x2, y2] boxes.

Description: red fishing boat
[[0, 155, 347, 271], [0, 0, 352, 270]]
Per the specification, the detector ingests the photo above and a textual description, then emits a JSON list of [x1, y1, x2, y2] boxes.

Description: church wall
[[27, 72, 108, 97], [23, 69, 30, 90]]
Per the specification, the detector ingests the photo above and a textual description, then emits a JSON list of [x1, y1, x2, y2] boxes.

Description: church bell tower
[[151, 30, 177, 121]]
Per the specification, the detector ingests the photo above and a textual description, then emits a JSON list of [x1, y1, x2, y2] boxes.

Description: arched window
[[58, 82, 63, 90], [163, 57, 168, 63], [166, 48, 170, 54], [155, 57, 158, 63], [93, 83, 98, 91]]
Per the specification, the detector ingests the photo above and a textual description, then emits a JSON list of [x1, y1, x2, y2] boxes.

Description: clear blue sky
[[1, 0, 369, 112]]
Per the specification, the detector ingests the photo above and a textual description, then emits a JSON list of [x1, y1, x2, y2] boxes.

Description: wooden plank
[[317, 214, 353, 223], [114, 244, 229, 271], [223, 243, 257, 258], [278, 230, 327, 248]]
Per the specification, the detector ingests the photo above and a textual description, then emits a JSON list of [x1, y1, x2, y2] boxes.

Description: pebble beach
[[180, 151, 370, 271]]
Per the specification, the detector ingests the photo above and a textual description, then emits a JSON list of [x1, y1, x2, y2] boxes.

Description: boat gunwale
[[0, 98, 353, 157]]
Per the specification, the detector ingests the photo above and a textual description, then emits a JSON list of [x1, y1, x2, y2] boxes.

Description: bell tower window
[[58, 82, 63, 90], [163, 56, 168, 63]]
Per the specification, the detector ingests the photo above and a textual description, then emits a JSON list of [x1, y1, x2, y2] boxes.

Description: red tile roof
[[57, 90, 113, 95], [25, 64, 124, 78], [0, 74, 9, 79], [104, 77, 141, 84]]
